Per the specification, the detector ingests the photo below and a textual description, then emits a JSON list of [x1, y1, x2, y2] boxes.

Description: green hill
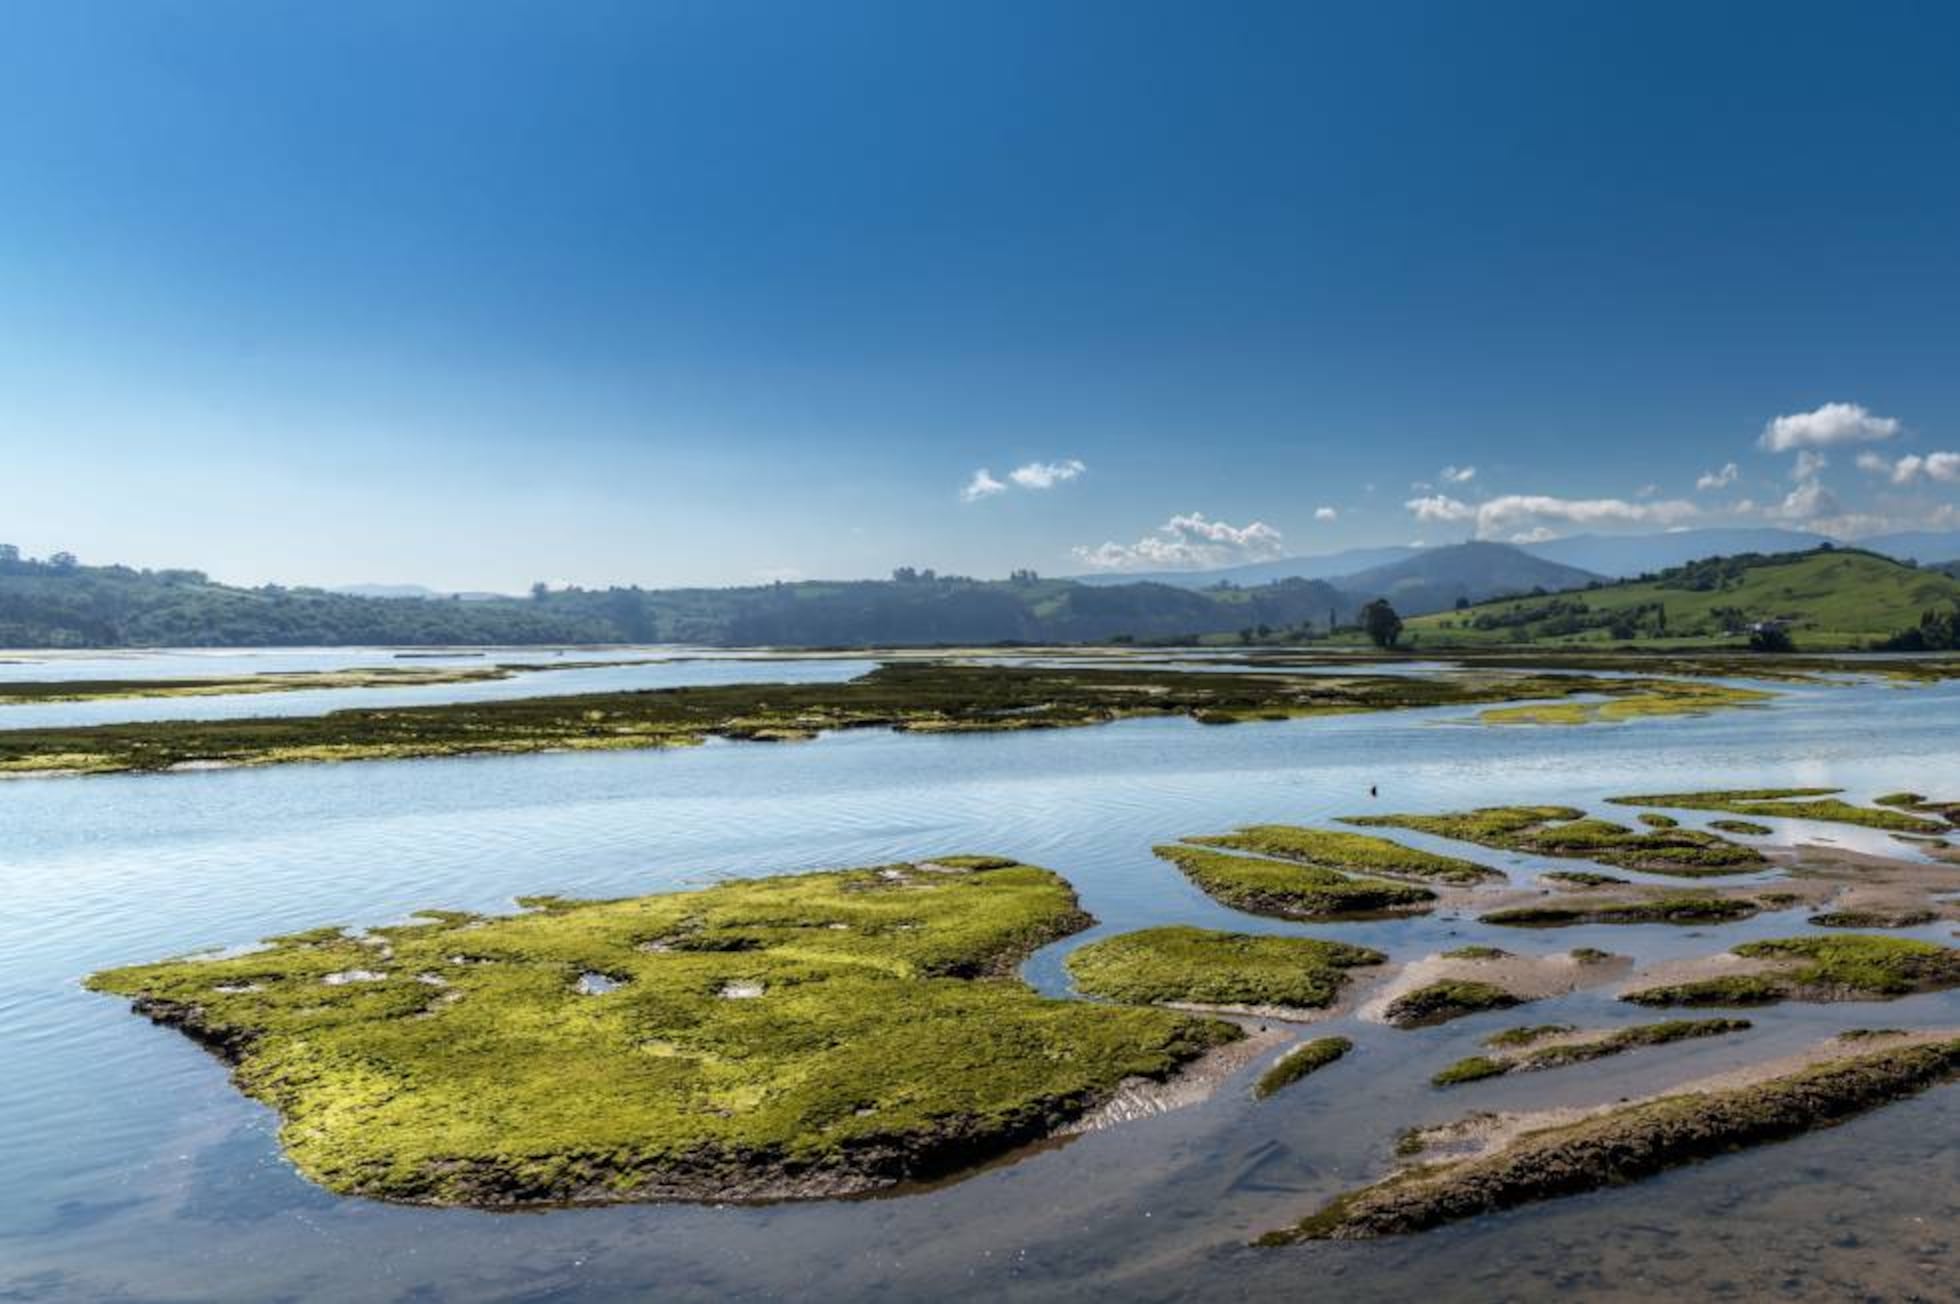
[[0, 549, 1351, 648], [1406, 547, 1960, 650]]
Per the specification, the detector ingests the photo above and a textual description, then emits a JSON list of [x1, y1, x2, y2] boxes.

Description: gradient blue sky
[[4, 1, 1959, 590]]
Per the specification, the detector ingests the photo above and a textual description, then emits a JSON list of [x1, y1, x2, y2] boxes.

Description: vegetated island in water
[[86, 857, 1239, 1206], [1261, 1032, 1960, 1242], [0, 661, 1759, 776]]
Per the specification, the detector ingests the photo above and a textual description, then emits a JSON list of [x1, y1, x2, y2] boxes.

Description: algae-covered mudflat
[[87, 858, 1234, 1205]]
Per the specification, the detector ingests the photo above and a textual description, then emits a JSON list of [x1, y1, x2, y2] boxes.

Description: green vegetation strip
[[0, 663, 1723, 776], [1384, 981, 1521, 1028], [1480, 894, 1758, 928], [1609, 788, 1951, 834], [1431, 1019, 1751, 1086], [1187, 825, 1497, 883], [1066, 926, 1384, 1011], [1808, 908, 1938, 929], [1262, 1038, 1960, 1241], [1254, 1038, 1353, 1099], [1477, 682, 1772, 726], [1625, 935, 1960, 1008], [1154, 845, 1434, 920], [1540, 870, 1627, 887], [1346, 805, 1765, 876], [87, 857, 1236, 1206]]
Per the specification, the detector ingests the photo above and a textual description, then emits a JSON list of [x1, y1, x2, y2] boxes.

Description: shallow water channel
[[2, 658, 1956, 1301]]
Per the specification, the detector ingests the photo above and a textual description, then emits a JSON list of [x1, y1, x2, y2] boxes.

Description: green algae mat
[[1607, 787, 1956, 834], [87, 857, 1235, 1206], [1065, 925, 1384, 1011], [1345, 805, 1766, 876]]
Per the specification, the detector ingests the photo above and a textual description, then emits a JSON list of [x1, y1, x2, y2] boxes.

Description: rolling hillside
[[0, 551, 1351, 648], [1405, 547, 1960, 648], [1335, 542, 1600, 612]]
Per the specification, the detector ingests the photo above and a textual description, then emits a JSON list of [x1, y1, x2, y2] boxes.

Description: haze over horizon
[[5, 2, 1959, 592]]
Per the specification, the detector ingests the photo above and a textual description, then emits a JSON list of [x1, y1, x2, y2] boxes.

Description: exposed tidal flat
[[7, 654, 1960, 1300]]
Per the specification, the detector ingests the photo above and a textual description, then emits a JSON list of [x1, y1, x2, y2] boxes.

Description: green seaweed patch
[[1569, 947, 1616, 964], [1484, 1024, 1576, 1049], [1638, 813, 1679, 829], [1709, 819, 1774, 836], [1442, 945, 1511, 960], [1254, 1037, 1354, 1099], [1067, 926, 1384, 1011], [1540, 870, 1627, 888], [1265, 1039, 1960, 1241], [1625, 935, 1960, 1007], [1187, 826, 1497, 884], [87, 858, 1238, 1206], [1431, 1019, 1750, 1087], [1384, 981, 1522, 1029], [1345, 806, 1765, 877], [1153, 845, 1434, 920], [1476, 681, 1773, 727], [1609, 789, 1948, 835], [1808, 908, 1938, 930], [1874, 793, 1926, 808], [1431, 1056, 1508, 1086], [1481, 894, 1757, 928]]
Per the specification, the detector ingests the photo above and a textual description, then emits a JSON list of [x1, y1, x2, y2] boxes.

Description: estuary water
[[0, 646, 874, 730], [2, 661, 1956, 1301]]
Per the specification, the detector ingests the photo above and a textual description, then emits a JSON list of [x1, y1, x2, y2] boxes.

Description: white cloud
[[1073, 512, 1288, 572], [1007, 458, 1086, 490], [1441, 465, 1476, 484], [959, 469, 1007, 502], [1861, 451, 1960, 485], [1775, 478, 1840, 521], [1759, 401, 1900, 452], [964, 458, 1086, 501], [1509, 527, 1559, 544], [1403, 492, 1698, 537], [1792, 450, 1829, 480], [1405, 494, 1476, 524], [1314, 506, 1338, 522], [1695, 462, 1739, 491]]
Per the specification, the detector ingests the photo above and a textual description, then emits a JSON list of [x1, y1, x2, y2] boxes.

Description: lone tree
[[1361, 598, 1403, 649]]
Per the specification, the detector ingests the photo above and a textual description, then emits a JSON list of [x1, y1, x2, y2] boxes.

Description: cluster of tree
[[1649, 543, 1852, 592], [0, 547, 1363, 648], [1878, 605, 1960, 651]]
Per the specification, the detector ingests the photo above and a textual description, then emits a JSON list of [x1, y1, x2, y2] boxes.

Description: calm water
[[2, 664, 1956, 1302], [0, 647, 874, 729]]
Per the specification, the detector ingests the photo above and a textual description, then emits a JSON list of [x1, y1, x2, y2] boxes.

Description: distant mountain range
[[5, 529, 1955, 650], [1072, 527, 1960, 588], [1330, 541, 1600, 614]]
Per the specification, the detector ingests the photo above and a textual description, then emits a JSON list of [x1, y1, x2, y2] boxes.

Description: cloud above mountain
[[1073, 512, 1289, 571], [1405, 492, 1698, 538]]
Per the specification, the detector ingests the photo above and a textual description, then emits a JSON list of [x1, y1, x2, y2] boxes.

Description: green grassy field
[[1404, 548, 1960, 649]]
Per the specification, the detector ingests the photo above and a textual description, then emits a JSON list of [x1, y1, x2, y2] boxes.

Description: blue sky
[[3, 1, 1958, 590]]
